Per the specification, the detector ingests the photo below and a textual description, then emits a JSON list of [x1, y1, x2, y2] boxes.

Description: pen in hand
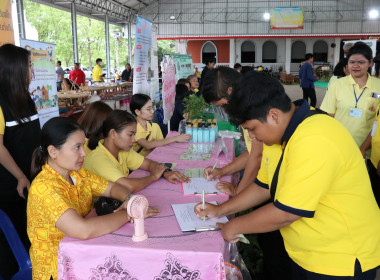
[[202, 189, 205, 222], [211, 161, 218, 174]]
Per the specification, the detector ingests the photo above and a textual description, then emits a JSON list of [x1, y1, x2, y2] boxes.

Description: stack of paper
[[181, 178, 225, 195]]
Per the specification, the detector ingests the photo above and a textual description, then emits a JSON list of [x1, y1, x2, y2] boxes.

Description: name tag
[[372, 121, 378, 137], [371, 92, 380, 99], [349, 108, 363, 118]]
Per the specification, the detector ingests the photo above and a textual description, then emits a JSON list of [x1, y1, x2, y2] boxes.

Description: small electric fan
[[127, 195, 149, 242]]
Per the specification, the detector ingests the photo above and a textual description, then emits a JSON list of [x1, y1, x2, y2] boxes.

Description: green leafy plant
[[183, 94, 208, 119]]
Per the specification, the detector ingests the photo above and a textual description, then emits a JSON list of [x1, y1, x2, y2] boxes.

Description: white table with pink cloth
[[58, 133, 237, 280]]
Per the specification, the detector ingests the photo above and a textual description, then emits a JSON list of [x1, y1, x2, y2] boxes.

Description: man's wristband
[[161, 168, 172, 178]]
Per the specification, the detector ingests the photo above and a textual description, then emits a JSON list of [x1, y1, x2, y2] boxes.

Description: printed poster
[[172, 54, 193, 82], [133, 16, 152, 95], [162, 56, 176, 124], [20, 39, 59, 127], [150, 31, 160, 103], [270, 7, 304, 29], [0, 0, 14, 46]]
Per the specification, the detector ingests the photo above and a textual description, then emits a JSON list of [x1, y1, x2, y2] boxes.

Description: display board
[[162, 55, 176, 124], [20, 39, 59, 127], [270, 7, 304, 29], [0, 0, 14, 46], [172, 53, 193, 82]]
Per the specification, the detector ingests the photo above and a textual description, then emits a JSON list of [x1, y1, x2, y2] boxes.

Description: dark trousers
[[302, 87, 317, 108], [0, 194, 30, 280], [291, 258, 377, 280], [368, 160, 380, 208], [257, 230, 292, 280]]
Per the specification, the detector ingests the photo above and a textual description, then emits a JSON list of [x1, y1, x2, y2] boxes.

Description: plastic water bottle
[[185, 123, 193, 143], [197, 123, 204, 143], [203, 124, 210, 143], [210, 124, 216, 143], [192, 124, 198, 143]]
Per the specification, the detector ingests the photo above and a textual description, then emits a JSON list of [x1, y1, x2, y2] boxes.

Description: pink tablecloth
[[58, 134, 236, 280]]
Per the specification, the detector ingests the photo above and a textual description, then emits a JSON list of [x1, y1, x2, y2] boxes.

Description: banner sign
[[150, 31, 160, 103], [133, 16, 152, 95], [270, 7, 304, 29], [0, 0, 14, 46], [20, 39, 59, 127], [162, 56, 176, 124], [172, 53, 193, 82]]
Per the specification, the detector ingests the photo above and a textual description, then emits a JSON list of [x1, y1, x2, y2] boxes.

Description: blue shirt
[[299, 62, 317, 88]]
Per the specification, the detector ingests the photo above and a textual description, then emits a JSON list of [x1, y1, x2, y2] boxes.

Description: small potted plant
[[183, 94, 208, 120]]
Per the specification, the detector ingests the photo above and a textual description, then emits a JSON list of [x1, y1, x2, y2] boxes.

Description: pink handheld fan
[[127, 195, 149, 242]]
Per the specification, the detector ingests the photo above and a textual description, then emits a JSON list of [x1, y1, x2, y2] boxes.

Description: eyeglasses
[[348, 60, 369, 66], [143, 107, 155, 113]]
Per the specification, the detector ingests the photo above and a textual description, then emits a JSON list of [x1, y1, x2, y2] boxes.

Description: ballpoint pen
[[210, 161, 218, 174], [202, 189, 205, 222]]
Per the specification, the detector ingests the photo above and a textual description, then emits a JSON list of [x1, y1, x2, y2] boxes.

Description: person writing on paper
[[130, 93, 191, 156], [195, 71, 380, 279], [27, 117, 159, 280], [84, 110, 189, 191], [201, 67, 263, 197]]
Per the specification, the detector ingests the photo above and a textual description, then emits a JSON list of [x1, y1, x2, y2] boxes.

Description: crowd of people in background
[[1, 40, 380, 280]]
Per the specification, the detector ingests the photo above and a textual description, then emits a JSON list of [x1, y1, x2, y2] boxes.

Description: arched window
[[241, 41, 255, 63], [291, 41, 306, 63], [313, 40, 328, 62], [201, 41, 217, 64], [262, 41, 277, 63]]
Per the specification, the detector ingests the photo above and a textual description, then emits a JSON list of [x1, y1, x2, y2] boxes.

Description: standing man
[[92, 58, 104, 82], [69, 63, 86, 86], [56, 61, 65, 91], [299, 53, 317, 107]]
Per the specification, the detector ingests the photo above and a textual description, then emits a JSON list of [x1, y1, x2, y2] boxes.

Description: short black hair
[[201, 66, 241, 104], [305, 53, 313, 60], [225, 71, 292, 125], [130, 93, 151, 116], [347, 41, 373, 62], [204, 57, 216, 65], [96, 58, 102, 63], [57, 61, 61, 65], [234, 63, 242, 69], [175, 84, 189, 101], [374, 54, 380, 77], [74, 62, 80, 66], [333, 59, 348, 77]]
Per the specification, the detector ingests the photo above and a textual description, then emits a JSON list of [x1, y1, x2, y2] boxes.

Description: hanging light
[[263, 13, 270, 21], [369, 9, 379, 19]]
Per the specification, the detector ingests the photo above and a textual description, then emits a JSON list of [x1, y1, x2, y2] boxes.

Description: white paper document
[[172, 202, 229, 232], [181, 178, 225, 195]]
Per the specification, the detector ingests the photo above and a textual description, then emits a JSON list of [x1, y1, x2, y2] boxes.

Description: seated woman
[[77, 101, 113, 154], [170, 84, 190, 132], [27, 117, 159, 280], [187, 74, 199, 94], [130, 94, 191, 156], [84, 110, 189, 192]]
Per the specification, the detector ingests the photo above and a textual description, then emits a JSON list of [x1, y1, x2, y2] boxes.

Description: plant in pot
[[183, 94, 208, 120]]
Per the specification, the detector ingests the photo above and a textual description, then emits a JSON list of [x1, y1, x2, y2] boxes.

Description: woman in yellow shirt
[[27, 117, 159, 280], [84, 110, 190, 192], [77, 101, 113, 154], [130, 94, 191, 157]]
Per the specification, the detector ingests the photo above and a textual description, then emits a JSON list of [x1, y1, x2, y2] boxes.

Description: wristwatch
[[161, 168, 172, 178]]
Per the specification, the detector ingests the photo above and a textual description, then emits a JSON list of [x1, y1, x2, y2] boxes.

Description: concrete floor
[[283, 84, 327, 108]]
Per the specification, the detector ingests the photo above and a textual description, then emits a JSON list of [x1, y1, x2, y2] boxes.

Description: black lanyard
[[353, 86, 366, 108]]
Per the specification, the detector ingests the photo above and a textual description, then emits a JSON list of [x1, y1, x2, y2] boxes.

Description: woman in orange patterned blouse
[[26, 117, 159, 280]]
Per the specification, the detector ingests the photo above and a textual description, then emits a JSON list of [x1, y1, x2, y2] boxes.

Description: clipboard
[[171, 202, 229, 232], [180, 178, 227, 196]]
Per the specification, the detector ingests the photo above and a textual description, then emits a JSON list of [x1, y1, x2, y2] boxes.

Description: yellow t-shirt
[[84, 139, 144, 182], [320, 74, 380, 147], [242, 127, 252, 154], [256, 114, 380, 276], [27, 164, 108, 280], [132, 121, 164, 157], [371, 104, 380, 167], [92, 65, 103, 82]]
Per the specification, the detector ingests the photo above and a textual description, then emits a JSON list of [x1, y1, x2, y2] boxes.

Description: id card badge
[[371, 121, 378, 137], [349, 108, 363, 118]]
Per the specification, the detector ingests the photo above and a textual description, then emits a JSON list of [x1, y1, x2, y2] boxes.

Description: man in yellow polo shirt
[[92, 58, 104, 82], [196, 71, 380, 279]]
